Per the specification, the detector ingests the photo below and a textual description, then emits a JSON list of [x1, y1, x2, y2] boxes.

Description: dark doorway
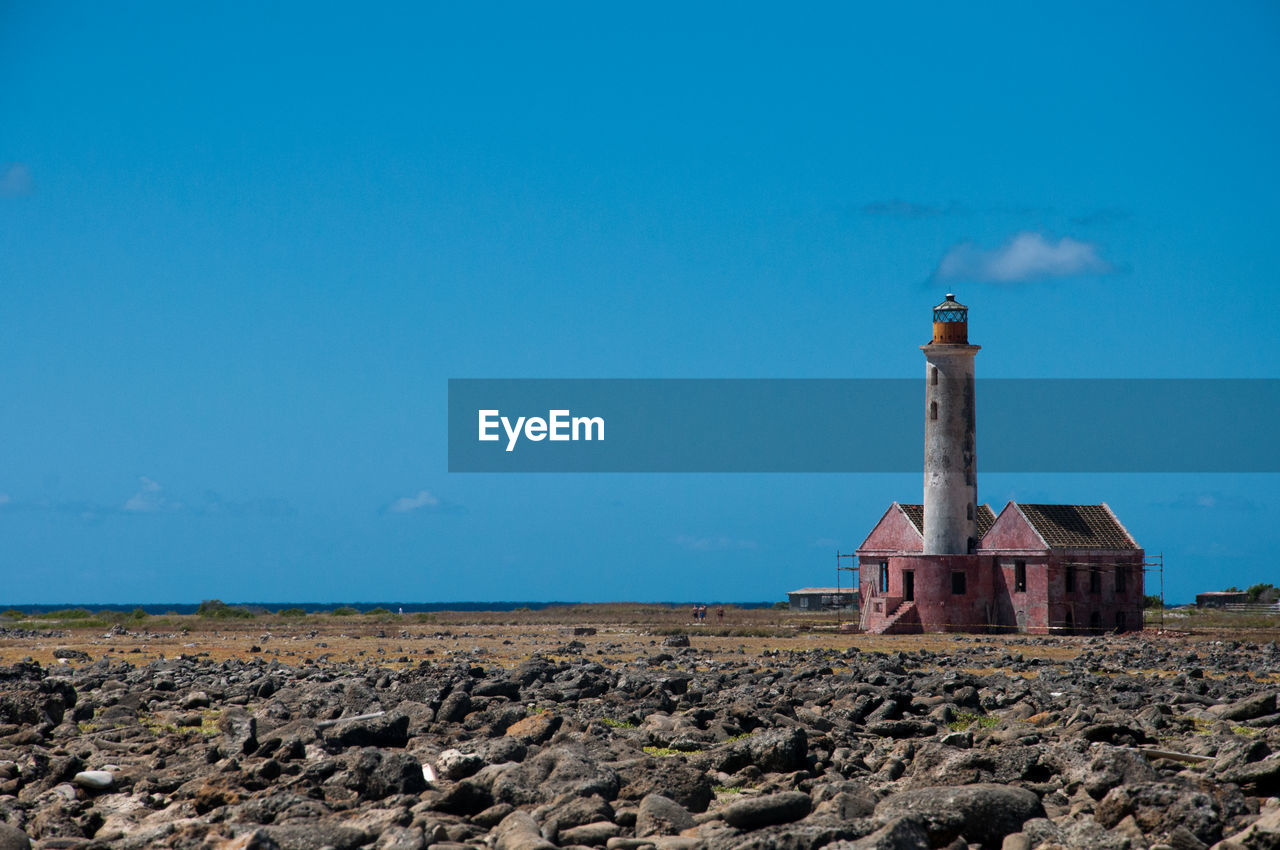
[[903, 571, 915, 602], [1064, 610, 1074, 634]]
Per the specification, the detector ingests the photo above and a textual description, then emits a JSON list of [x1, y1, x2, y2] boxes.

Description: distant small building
[[1196, 591, 1247, 607], [788, 587, 858, 611]]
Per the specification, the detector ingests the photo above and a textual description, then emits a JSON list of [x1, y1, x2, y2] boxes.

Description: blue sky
[[1, 2, 1277, 604]]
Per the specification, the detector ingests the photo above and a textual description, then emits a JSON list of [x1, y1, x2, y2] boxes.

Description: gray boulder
[[721, 791, 812, 830], [875, 783, 1044, 847], [0, 823, 31, 850], [344, 748, 428, 800], [636, 793, 694, 837], [322, 712, 409, 749], [828, 816, 930, 850], [493, 810, 556, 850]]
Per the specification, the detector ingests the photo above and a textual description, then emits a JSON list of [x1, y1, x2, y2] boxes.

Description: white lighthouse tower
[[922, 294, 980, 555]]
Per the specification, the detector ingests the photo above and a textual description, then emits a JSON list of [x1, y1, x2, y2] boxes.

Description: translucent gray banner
[[447, 379, 1279, 472]]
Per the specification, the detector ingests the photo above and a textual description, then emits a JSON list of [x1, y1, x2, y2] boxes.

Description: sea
[[5, 601, 779, 615]]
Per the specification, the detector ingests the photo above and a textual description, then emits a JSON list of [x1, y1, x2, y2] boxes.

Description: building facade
[[855, 296, 1145, 634]]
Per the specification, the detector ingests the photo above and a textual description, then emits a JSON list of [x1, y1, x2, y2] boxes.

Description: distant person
[[716, 606, 724, 623], [691, 604, 699, 623]]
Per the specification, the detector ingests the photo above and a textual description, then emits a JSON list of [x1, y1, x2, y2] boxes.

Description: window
[[799, 597, 809, 608], [931, 367, 938, 386], [880, 561, 889, 593], [966, 503, 973, 520], [1116, 611, 1127, 632], [1090, 568, 1101, 594], [1014, 560, 1026, 593], [1065, 565, 1075, 592], [952, 571, 967, 595], [1115, 566, 1127, 593], [930, 401, 938, 421]]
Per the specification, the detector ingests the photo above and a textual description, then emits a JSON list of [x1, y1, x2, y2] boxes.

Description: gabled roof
[[856, 502, 925, 553], [899, 503, 997, 538], [1013, 503, 1139, 550]]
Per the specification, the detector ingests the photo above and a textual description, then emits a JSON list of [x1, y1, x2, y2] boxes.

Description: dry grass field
[[6, 602, 1276, 674]]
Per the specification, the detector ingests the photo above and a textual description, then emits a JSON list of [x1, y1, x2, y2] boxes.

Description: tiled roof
[[788, 587, 856, 595], [1015, 504, 1138, 550], [900, 503, 996, 538]]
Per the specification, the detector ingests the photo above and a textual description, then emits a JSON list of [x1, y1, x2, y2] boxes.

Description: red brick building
[[854, 295, 1145, 634], [856, 501, 1144, 634]]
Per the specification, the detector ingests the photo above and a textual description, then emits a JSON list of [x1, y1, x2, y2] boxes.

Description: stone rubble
[[0, 635, 1278, 848]]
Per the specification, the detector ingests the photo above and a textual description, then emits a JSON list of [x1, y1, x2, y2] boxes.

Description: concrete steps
[[871, 600, 921, 635]]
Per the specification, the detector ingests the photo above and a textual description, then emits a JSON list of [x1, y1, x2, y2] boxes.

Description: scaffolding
[[835, 550, 857, 632]]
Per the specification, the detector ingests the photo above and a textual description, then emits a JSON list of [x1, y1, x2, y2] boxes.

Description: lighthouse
[[921, 293, 979, 554]]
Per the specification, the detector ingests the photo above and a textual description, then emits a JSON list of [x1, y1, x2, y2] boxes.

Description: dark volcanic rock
[[6, 624, 1280, 850], [262, 822, 371, 850], [720, 791, 812, 830], [1095, 781, 1234, 845], [218, 706, 258, 754], [344, 747, 428, 800], [321, 711, 409, 749], [1220, 691, 1278, 721], [832, 816, 930, 850], [617, 755, 715, 812], [490, 744, 619, 806], [0, 823, 32, 850], [635, 793, 694, 837], [875, 783, 1045, 847]]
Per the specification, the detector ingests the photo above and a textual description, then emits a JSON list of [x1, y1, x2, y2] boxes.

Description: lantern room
[[931, 293, 969, 344]]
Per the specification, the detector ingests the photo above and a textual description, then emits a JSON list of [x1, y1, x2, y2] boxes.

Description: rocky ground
[[2, 626, 1280, 850]]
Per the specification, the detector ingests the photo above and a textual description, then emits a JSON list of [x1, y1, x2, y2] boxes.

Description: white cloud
[[123, 476, 168, 513], [388, 490, 441, 513], [673, 535, 757, 552], [934, 232, 1114, 283], [0, 164, 33, 197], [1161, 492, 1259, 512]]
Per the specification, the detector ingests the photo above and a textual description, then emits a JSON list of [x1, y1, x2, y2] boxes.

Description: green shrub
[[37, 608, 93, 620], [279, 607, 307, 617], [601, 717, 637, 729], [947, 711, 999, 731], [1247, 583, 1280, 604], [331, 607, 359, 616], [197, 599, 254, 619]]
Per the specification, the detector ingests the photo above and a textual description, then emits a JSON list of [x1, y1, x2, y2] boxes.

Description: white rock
[[73, 770, 115, 790], [435, 748, 483, 780]]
